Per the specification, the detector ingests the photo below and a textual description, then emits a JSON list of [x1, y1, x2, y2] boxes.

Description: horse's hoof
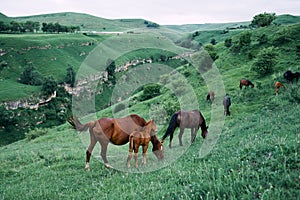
[[105, 163, 111, 169], [85, 167, 90, 171]]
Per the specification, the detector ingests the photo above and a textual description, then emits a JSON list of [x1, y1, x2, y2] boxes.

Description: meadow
[[1, 13, 300, 199]]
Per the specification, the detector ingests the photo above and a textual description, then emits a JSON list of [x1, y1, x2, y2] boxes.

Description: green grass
[[1, 15, 300, 199], [1, 94, 299, 199]]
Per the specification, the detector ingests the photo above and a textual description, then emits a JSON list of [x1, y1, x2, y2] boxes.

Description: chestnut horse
[[161, 110, 208, 148], [275, 81, 286, 95], [68, 114, 163, 170], [206, 91, 215, 103], [240, 79, 254, 89], [127, 119, 163, 169]]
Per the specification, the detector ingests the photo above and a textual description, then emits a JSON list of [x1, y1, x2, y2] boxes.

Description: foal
[[127, 119, 157, 169]]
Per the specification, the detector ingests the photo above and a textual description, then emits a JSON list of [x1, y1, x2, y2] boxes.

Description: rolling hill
[[0, 11, 300, 199]]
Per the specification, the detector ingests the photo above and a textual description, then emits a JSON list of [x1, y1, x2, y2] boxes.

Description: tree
[[106, 59, 116, 84], [42, 76, 57, 96], [251, 46, 278, 76], [20, 65, 43, 85], [65, 66, 76, 87], [239, 31, 252, 48], [224, 38, 232, 47], [251, 12, 276, 28]]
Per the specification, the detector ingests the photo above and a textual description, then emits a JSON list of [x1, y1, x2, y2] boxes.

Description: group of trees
[[0, 20, 80, 33], [19, 64, 76, 96]]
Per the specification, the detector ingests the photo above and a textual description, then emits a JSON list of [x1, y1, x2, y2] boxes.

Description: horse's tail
[[161, 113, 179, 141], [67, 115, 96, 132], [129, 133, 134, 151]]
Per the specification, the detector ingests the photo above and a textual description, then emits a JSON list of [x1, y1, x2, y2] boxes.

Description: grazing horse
[[206, 91, 215, 103], [223, 95, 231, 116], [127, 119, 163, 169], [240, 79, 254, 89], [284, 70, 300, 83], [68, 114, 164, 170], [161, 110, 208, 148], [275, 81, 286, 95]]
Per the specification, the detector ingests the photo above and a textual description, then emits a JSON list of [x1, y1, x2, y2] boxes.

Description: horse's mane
[[161, 112, 179, 140]]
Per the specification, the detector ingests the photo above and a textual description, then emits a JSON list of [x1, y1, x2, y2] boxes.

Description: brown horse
[[68, 114, 163, 170], [127, 119, 163, 169], [275, 81, 286, 95], [206, 91, 215, 103], [240, 79, 254, 89], [161, 110, 208, 148]]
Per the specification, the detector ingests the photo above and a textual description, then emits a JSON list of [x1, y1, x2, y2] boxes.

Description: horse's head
[[201, 126, 208, 139], [151, 135, 164, 160]]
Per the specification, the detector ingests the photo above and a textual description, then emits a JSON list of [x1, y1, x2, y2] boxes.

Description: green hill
[[12, 12, 155, 32], [1, 21, 300, 197], [0, 12, 11, 22], [0, 13, 300, 198]]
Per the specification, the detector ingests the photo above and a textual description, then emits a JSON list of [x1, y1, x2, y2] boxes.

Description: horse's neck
[[150, 135, 158, 144]]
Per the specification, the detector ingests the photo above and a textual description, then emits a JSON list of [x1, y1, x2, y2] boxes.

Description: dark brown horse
[[240, 79, 254, 89], [206, 91, 215, 103], [161, 110, 208, 148], [223, 94, 231, 116], [68, 114, 164, 170], [284, 70, 300, 83], [127, 119, 163, 169]]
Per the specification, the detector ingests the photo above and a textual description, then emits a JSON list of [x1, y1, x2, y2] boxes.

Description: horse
[[127, 119, 163, 169], [223, 95, 231, 116], [68, 114, 164, 170], [275, 81, 286, 95], [161, 110, 208, 148], [284, 70, 300, 83], [206, 91, 215, 103], [240, 79, 254, 89]]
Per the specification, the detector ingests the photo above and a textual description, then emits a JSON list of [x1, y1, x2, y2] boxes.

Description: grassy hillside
[[165, 14, 300, 33], [0, 12, 11, 23], [1, 42, 299, 199], [13, 12, 155, 32], [1, 14, 300, 199], [165, 21, 250, 32], [0, 33, 110, 101]]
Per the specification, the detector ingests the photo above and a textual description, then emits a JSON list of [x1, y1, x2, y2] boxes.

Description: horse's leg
[[85, 132, 97, 171], [134, 146, 139, 169], [191, 127, 198, 143], [142, 144, 149, 165], [178, 127, 184, 146], [127, 146, 133, 168], [169, 132, 174, 148], [99, 141, 110, 168]]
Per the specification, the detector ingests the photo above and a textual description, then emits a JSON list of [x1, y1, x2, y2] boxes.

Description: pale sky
[[1, 0, 300, 25]]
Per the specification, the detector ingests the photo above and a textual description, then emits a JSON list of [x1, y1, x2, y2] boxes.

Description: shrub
[[25, 128, 49, 141], [251, 46, 278, 76], [139, 84, 161, 101]]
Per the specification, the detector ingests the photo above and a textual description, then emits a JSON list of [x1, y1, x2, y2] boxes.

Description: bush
[[139, 84, 161, 101], [25, 128, 49, 141], [251, 46, 278, 76]]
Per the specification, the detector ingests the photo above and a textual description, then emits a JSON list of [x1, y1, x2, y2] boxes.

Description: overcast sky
[[1, 0, 300, 25]]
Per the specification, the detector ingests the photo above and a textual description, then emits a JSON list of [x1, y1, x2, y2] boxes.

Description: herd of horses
[[68, 70, 299, 171]]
